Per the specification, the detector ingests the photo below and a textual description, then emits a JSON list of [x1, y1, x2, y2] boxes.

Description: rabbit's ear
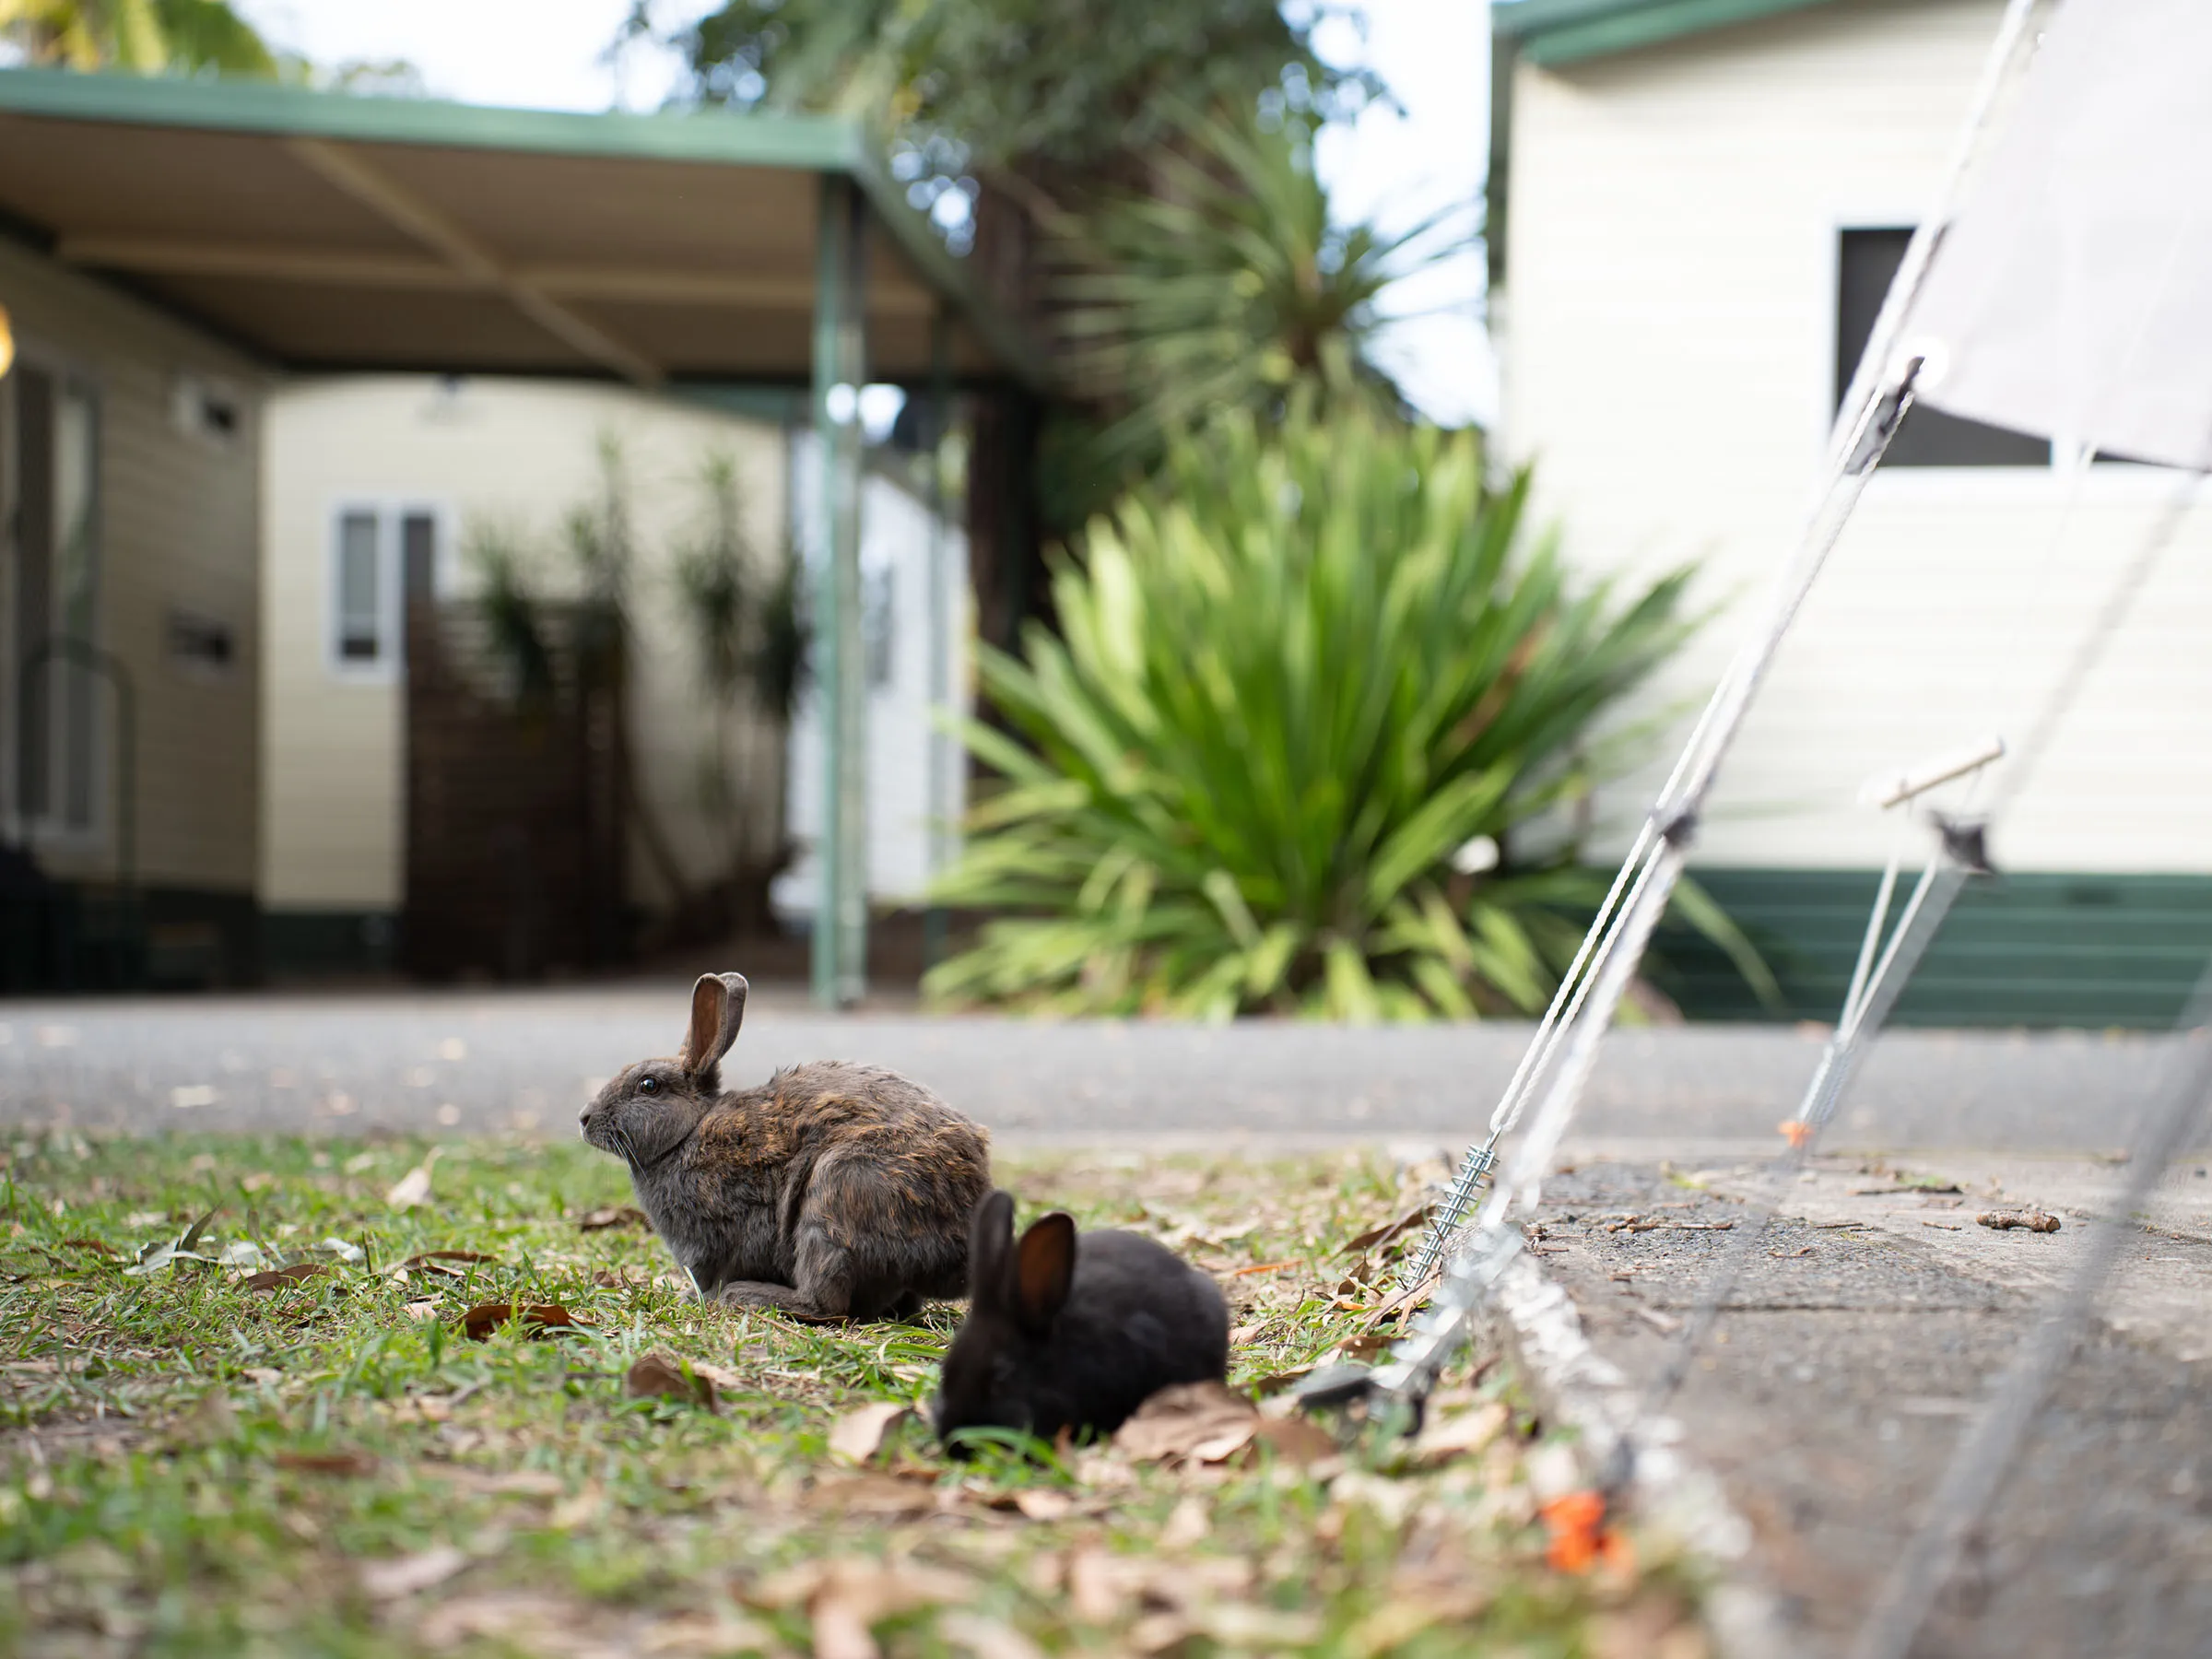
[[967, 1190, 1018, 1309], [1013, 1212, 1077, 1335], [681, 972, 749, 1076]]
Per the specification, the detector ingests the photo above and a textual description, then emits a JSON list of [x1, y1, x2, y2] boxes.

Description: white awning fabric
[[1906, 0, 2212, 471]]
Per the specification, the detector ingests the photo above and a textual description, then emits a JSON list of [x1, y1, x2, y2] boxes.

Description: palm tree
[[0, 0, 277, 76]]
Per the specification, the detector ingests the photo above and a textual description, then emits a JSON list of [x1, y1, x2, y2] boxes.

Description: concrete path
[[1, 982, 2204, 1154], [1528, 1147, 2212, 1658]]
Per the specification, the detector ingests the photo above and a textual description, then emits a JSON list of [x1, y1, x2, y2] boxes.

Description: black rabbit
[[579, 972, 991, 1321], [934, 1189, 1230, 1448]]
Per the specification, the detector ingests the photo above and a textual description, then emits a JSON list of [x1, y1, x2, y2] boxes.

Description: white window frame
[[1816, 208, 2190, 504], [324, 499, 451, 682]]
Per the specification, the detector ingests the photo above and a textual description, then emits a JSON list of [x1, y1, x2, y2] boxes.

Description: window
[[335, 510, 382, 662], [1836, 229, 2051, 467], [10, 362, 103, 836], [330, 505, 441, 673]]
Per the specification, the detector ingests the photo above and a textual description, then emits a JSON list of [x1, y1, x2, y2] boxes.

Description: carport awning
[[0, 69, 1041, 388]]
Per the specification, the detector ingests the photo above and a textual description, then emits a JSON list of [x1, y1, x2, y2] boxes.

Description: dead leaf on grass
[[458, 1301, 584, 1340], [385, 1149, 441, 1210], [1159, 1494, 1209, 1547], [1341, 1586, 1491, 1659], [403, 1299, 442, 1321], [359, 1545, 469, 1600], [275, 1448, 377, 1477], [624, 1351, 717, 1410], [1342, 1203, 1434, 1255], [828, 1400, 910, 1464], [1407, 1400, 1508, 1467], [578, 1205, 649, 1231], [805, 1473, 940, 1520], [61, 1237, 117, 1256], [1250, 1415, 1339, 1465], [241, 1264, 329, 1293], [1112, 1381, 1257, 1464], [747, 1558, 975, 1659], [1250, 1364, 1313, 1395], [938, 1611, 1047, 1659], [1006, 1488, 1075, 1521], [1335, 1329, 1396, 1363]]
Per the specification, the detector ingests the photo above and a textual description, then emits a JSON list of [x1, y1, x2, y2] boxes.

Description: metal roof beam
[[286, 136, 662, 386], [54, 235, 941, 317]]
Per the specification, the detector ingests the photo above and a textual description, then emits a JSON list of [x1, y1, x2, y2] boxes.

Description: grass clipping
[[0, 1130, 1709, 1656]]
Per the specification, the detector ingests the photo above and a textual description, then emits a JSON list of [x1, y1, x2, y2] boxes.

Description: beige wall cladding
[[260, 375, 789, 912], [1501, 0, 2212, 875], [0, 237, 265, 893]]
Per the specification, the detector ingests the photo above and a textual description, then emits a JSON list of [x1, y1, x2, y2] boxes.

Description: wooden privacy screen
[[403, 600, 626, 981]]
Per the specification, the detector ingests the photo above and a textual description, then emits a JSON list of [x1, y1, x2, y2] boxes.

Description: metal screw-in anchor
[[1407, 1135, 1502, 1285]]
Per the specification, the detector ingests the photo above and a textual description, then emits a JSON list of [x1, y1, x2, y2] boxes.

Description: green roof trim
[[0, 66, 865, 170], [1495, 0, 1840, 65], [0, 67, 1047, 389]]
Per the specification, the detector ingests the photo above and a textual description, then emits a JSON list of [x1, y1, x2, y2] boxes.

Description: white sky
[[231, 0, 1496, 426]]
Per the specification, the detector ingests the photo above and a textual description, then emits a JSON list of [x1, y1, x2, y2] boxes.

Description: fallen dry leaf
[[1406, 1400, 1508, 1467], [359, 1546, 469, 1600], [1226, 1258, 1303, 1278], [578, 1205, 649, 1231], [549, 1484, 605, 1530], [1112, 1382, 1258, 1464], [1250, 1415, 1339, 1465], [61, 1237, 117, 1256], [275, 1448, 377, 1477], [1978, 1208, 2061, 1233], [1008, 1488, 1074, 1521], [625, 1352, 717, 1410], [938, 1611, 1047, 1659], [828, 1400, 911, 1465], [241, 1264, 329, 1293], [459, 1301, 582, 1341], [1159, 1495, 1209, 1548], [805, 1473, 940, 1520], [1343, 1203, 1434, 1255], [1335, 1329, 1396, 1362], [747, 1558, 974, 1659], [1341, 1586, 1491, 1659], [1191, 1603, 1321, 1648], [384, 1149, 441, 1210]]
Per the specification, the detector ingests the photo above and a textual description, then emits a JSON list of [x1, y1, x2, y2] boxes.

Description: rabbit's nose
[[578, 1105, 594, 1128]]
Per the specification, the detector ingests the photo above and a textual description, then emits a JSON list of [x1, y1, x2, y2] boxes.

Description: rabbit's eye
[[638, 1077, 660, 1096]]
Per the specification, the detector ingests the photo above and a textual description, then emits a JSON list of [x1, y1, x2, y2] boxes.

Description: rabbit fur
[[580, 972, 991, 1321], [934, 1190, 1230, 1447]]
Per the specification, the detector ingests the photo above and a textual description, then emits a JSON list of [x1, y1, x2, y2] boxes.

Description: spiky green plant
[[925, 406, 1772, 1021], [1050, 102, 1464, 496]]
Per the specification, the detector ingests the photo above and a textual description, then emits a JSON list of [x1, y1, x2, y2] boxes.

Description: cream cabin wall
[[260, 376, 788, 914], [0, 237, 263, 895], [1501, 0, 2212, 873]]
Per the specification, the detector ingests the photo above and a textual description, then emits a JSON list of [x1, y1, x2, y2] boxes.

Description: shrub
[[925, 406, 1769, 1020]]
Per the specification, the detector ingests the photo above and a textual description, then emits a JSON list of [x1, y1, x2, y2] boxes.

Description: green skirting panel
[[1657, 868, 2212, 1030]]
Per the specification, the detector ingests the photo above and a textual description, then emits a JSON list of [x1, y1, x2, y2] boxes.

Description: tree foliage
[[1048, 102, 1465, 503], [662, 0, 1369, 197], [0, 0, 277, 75]]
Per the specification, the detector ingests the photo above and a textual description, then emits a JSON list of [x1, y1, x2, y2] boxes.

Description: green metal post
[[811, 173, 869, 1007], [923, 304, 953, 973]]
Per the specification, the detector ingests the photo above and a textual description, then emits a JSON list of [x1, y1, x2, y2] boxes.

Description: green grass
[[1, 1129, 1707, 1657]]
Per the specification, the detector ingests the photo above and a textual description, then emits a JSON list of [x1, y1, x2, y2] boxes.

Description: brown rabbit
[[579, 972, 990, 1321]]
